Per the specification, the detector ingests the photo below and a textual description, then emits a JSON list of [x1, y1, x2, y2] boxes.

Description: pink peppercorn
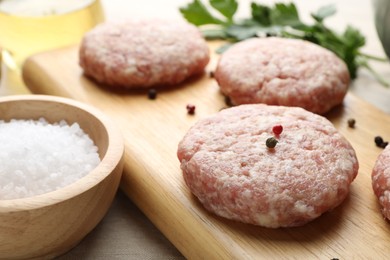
[[272, 125, 283, 135]]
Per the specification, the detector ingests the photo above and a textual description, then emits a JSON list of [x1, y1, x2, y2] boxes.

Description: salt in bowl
[[0, 94, 124, 259]]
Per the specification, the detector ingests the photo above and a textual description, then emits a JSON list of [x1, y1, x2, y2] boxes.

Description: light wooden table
[[2, 0, 390, 259]]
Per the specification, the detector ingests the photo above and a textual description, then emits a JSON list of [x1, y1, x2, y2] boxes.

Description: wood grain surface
[[22, 42, 390, 259]]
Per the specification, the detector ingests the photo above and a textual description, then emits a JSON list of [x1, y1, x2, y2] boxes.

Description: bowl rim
[[0, 94, 124, 211], [0, 0, 100, 18]]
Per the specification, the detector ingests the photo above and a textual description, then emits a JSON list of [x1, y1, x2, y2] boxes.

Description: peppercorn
[[209, 71, 215, 78], [347, 118, 356, 128], [266, 137, 278, 148], [186, 104, 196, 115], [148, 88, 157, 100], [380, 141, 389, 149], [375, 136, 384, 146], [272, 125, 283, 135], [224, 96, 234, 107]]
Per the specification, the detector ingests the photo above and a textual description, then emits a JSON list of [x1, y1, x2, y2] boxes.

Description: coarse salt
[[0, 118, 100, 200]]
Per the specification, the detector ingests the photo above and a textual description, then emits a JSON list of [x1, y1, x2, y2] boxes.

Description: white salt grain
[[0, 118, 100, 200]]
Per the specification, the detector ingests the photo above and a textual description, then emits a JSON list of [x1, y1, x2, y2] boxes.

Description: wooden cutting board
[[22, 42, 390, 259]]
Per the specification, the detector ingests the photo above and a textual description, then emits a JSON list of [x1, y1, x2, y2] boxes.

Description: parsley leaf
[[209, 0, 238, 23], [269, 3, 301, 26], [251, 3, 271, 25], [311, 4, 336, 22], [180, 0, 389, 87], [179, 0, 225, 26]]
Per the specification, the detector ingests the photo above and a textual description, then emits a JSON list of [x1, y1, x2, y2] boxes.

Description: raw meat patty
[[215, 37, 350, 114], [177, 104, 358, 228], [372, 145, 390, 220], [79, 18, 210, 88]]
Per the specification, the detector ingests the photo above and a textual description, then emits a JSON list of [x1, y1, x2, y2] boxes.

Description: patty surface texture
[[372, 145, 390, 220], [79, 18, 210, 88], [177, 104, 358, 228], [215, 37, 350, 114]]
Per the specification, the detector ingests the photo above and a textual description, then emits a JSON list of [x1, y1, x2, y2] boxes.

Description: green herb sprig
[[180, 0, 389, 86]]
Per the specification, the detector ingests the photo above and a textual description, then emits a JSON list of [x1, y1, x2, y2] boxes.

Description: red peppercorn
[[272, 125, 283, 135], [186, 104, 196, 115]]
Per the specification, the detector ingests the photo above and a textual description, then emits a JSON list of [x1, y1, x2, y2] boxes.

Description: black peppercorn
[[266, 137, 278, 148], [224, 96, 234, 107], [148, 88, 157, 100], [347, 118, 356, 128], [375, 136, 384, 146]]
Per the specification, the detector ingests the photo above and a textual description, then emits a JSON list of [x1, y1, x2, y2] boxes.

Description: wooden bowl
[[0, 95, 124, 259]]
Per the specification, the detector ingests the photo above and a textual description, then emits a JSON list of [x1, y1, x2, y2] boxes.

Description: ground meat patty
[[214, 37, 350, 114], [79, 18, 210, 88], [372, 145, 390, 220], [177, 104, 358, 228]]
